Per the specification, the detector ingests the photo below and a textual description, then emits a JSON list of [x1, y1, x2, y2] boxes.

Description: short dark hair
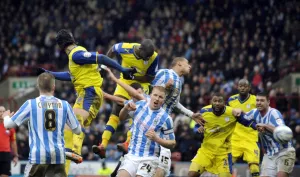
[[130, 83, 143, 90], [140, 39, 155, 57], [256, 91, 269, 100], [212, 92, 224, 98], [56, 29, 76, 50], [37, 73, 55, 93]]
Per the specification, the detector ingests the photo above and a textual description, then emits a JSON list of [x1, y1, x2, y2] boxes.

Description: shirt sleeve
[[243, 110, 255, 121], [11, 100, 31, 126], [161, 117, 175, 140], [112, 43, 124, 54], [146, 55, 159, 76], [72, 51, 98, 65], [269, 109, 284, 127], [66, 102, 80, 130], [151, 70, 166, 87]]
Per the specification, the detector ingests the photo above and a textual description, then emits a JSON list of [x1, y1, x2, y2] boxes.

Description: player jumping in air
[[38, 29, 136, 174]]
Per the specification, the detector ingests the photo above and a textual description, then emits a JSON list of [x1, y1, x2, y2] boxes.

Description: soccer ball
[[273, 126, 293, 143]]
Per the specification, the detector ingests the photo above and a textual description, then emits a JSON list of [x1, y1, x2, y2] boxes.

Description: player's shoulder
[[135, 99, 147, 106], [200, 105, 213, 114], [74, 46, 88, 52], [228, 94, 239, 103], [112, 42, 136, 54], [249, 94, 256, 100], [269, 107, 282, 117]]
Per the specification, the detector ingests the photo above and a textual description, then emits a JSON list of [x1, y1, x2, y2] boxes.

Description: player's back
[[200, 105, 237, 155], [68, 46, 103, 91], [128, 99, 171, 157], [25, 96, 72, 164], [152, 69, 182, 114], [228, 94, 258, 142]]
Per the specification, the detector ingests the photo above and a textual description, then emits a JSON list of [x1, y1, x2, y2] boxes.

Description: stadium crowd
[[1, 0, 300, 167]]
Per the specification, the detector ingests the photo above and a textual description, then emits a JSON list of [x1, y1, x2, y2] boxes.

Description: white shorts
[[261, 148, 295, 176], [158, 147, 172, 177], [118, 154, 159, 177]]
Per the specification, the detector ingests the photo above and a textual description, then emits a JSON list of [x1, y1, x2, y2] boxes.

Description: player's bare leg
[[116, 169, 131, 177], [0, 174, 9, 177], [154, 168, 165, 177], [188, 171, 200, 177], [277, 171, 289, 177]]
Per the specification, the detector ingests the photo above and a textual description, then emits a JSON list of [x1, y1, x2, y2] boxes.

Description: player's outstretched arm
[[234, 109, 257, 130], [37, 68, 72, 81], [103, 91, 126, 106], [72, 51, 136, 78], [104, 67, 145, 101], [176, 102, 205, 126]]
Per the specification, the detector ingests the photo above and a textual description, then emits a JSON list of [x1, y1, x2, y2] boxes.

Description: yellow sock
[[102, 114, 120, 148], [64, 129, 73, 175], [72, 132, 85, 154], [249, 163, 260, 177], [218, 172, 232, 177], [72, 114, 84, 154], [126, 119, 132, 143]]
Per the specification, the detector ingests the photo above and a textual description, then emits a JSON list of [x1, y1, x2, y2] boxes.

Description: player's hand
[[125, 101, 136, 111], [232, 108, 244, 117], [192, 113, 205, 126], [197, 126, 205, 133], [165, 79, 174, 90], [256, 123, 266, 133], [13, 156, 18, 166], [122, 67, 137, 80], [36, 67, 47, 76], [146, 129, 158, 141], [2, 110, 14, 118]]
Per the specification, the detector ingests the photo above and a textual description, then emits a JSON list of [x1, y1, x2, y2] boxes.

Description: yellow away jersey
[[68, 46, 103, 91], [200, 105, 237, 155], [228, 94, 258, 142], [112, 42, 158, 86]]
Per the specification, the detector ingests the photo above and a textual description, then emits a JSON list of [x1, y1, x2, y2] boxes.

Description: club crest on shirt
[[225, 117, 230, 122], [143, 61, 148, 65], [276, 118, 283, 125], [247, 104, 251, 109], [83, 52, 92, 58]]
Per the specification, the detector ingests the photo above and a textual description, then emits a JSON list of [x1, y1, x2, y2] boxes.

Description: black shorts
[[24, 164, 66, 177], [0, 152, 11, 176]]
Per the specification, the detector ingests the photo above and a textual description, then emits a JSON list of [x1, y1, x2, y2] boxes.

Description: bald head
[[139, 39, 155, 60], [238, 79, 250, 86], [238, 79, 251, 96]]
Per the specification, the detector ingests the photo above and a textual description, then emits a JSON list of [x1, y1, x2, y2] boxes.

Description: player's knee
[[154, 168, 165, 177], [188, 171, 200, 177], [218, 172, 232, 177], [249, 163, 260, 177]]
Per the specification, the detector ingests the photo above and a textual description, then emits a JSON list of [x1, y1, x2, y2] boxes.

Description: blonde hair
[[170, 57, 187, 67], [151, 86, 166, 95], [37, 73, 55, 92]]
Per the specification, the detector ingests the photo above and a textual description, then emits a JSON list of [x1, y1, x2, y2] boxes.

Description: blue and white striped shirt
[[11, 95, 79, 164], [244, 107, 292, 156], [127, 99, 175, 157], [152, 69, 182, 114]]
